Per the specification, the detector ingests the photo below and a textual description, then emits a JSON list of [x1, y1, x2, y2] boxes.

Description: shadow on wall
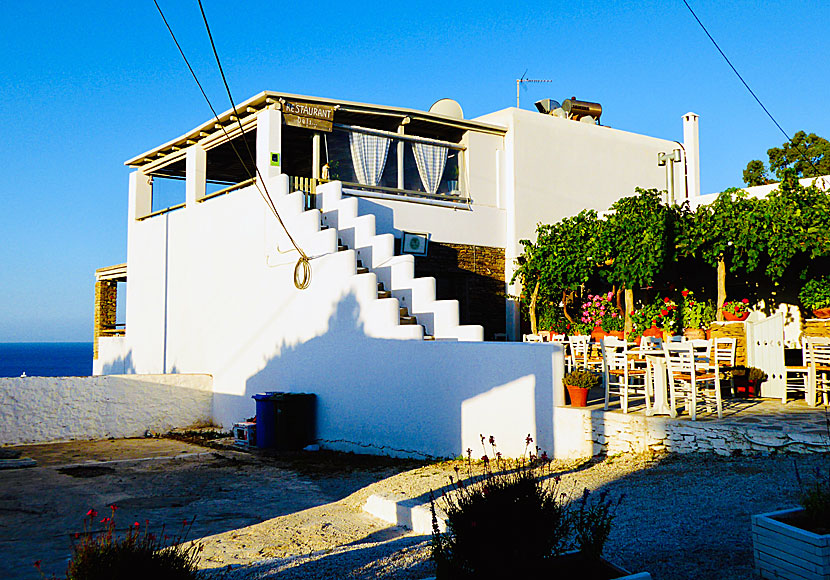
[[214, 292, 561, 459], [99, 350, 135, 375]]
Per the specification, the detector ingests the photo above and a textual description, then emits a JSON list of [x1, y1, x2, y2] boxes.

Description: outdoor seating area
[[538, 331, 830, 421]]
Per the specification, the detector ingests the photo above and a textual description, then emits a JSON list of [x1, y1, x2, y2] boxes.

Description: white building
[[93, 91, 700, 446]]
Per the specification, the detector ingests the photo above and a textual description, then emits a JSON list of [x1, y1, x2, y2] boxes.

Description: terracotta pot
[[705, 328, 712, 340], [723, 311, 749, 322], [565, 384, 589, 407], [642, 325, 662, 338], [683, 328, 706, 340], [813, 308, 830, 319], [608, 330, 624, 339], [590, 326, 606, 341]]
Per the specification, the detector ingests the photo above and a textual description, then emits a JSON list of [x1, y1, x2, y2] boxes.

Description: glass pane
[[404, 142, 459, 195], [150, 176, 185, 212]]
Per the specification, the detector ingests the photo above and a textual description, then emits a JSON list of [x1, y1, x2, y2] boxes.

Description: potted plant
[[799, 277, 830, 319], [732, 366, 767, 397], [656, 296, 679, 341], [630, 301, 665, 344], [681, 289, 716, 340], [752, 464, 830, 578], [563, 368, 600, 407], [581, 292, 623, 340], [722, 299, 750, 321]]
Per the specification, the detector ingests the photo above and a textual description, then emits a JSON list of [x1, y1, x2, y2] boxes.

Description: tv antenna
[[516, 70, 552, 108]]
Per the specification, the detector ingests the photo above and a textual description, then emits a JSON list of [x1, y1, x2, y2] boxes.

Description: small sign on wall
[[401, 231, 429, 256], [270, 152, 280, 166]]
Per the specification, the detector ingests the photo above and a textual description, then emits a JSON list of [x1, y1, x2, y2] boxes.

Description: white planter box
[[752, 507, 830, 579]]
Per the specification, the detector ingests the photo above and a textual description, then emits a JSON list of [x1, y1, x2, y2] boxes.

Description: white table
[[645, 354, 675, 417]]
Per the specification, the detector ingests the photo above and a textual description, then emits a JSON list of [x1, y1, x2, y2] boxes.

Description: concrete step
[[400, 307, 409, 317], [378, 290, 391, 299], [337, 245, 348, 252], [400, 316, 417, 325], [357, 266, 369, 275]]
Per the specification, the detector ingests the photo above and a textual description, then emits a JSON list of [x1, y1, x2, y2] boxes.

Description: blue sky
[[1, 1, 827, 341]]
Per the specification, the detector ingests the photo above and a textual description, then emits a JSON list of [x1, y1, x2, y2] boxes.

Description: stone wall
[[413, 242, 506, 340], [710, 321, 747, 365], [0, 374, 213, 445], [803, 318, 830, 338], [553, 406, 828, 459], [93, 280, 118, 359]]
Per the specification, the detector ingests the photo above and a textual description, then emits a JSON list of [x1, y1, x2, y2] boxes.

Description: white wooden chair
[[568, 335, 603, 372], [689, 339, 712, 364], [806, 337, 830, 406], [601, 336, 648, 413], [711, 337, 737, 395], [784, 340, 816, 404], [665, 342, 722, 420], [523, 334, 543, 342]]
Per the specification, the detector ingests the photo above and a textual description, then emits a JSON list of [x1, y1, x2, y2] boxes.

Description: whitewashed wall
[[0, 374, 212, 445]]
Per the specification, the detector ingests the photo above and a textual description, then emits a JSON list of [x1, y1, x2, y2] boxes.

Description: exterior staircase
[[266, 175, 483, 341]]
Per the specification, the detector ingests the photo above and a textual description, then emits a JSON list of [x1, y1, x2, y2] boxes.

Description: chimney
[[683, 112, 700, 197]]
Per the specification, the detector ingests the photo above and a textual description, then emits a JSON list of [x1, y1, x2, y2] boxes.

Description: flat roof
[[125, 91, 507, 169]]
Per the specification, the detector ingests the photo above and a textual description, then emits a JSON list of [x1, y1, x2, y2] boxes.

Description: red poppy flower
[[742, 298, 749, 304], [681, 290, 689, 297], [661, 309, 668, 316], [664, 297, 671, 303], [86, 509, 98, 518]]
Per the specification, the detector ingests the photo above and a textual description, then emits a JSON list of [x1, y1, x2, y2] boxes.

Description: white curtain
[[413, 142, 448, 194], [349, 130, 391, 186]]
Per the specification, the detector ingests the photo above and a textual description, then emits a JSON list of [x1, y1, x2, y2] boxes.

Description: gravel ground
[[200, 452, 830, 580]]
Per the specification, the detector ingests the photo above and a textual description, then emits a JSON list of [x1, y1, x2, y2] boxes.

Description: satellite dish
[[429, 98, 464, 119], [534, 98, 562, 114], [552, 108, 568, 119]]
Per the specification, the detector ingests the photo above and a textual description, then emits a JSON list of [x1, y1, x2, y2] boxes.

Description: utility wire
[[680, 0, 820, 177], [152, 0, 311, 289]]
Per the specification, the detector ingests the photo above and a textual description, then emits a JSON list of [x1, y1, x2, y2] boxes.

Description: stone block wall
[[803, 319, 830, 338], [710, 321, 747, 365], [93, 280, 118, 359], [553, 406, 828, 460], [413, 242, 506, 340]]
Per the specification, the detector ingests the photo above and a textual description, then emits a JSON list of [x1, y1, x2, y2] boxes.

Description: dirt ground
[[0, 437, 424, 579]]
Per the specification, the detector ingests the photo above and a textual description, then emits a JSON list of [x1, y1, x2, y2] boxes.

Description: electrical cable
[[195, 0, 311, 289], [681, 0, 821, 177], [152, 0, 311, 289]]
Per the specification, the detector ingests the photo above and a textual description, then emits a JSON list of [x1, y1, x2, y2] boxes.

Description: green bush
[[431, 436, 620, 578], [55, 506, 202, 580], [800, 277, 830, 310]]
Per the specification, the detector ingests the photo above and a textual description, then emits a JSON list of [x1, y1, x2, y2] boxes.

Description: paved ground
[[0, 438, 422, 579]]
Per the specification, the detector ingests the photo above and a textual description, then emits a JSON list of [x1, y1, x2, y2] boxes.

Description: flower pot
[[642, 325, 662, 338], [566, 384, 589, 407], [752, 508, 830, 579], [608, 330, 624, 339], [723, 311, 749, 321], [812, 307, 830, 319], [591, 326, 606, 341], [683, 328, 706, 340]]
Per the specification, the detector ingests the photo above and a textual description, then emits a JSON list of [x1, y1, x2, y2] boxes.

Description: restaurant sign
[[283, 100, 335, 132]]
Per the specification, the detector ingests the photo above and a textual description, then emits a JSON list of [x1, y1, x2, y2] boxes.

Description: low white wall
[[0, 374, 213, 445], [214, 334, 566, 459]]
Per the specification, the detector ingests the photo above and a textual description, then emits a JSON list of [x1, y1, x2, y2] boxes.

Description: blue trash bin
[[252, 392, 283, 448]]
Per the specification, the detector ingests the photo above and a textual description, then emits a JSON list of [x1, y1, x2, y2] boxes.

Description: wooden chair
[[806, 337, 830, 406], [640, 336, 663, 352], [601, 336, 649, 413], [665, 342, 722, 420], [568, 335, 603, 372], [711, 337, 737, 395], [784, 340, 816, 404]]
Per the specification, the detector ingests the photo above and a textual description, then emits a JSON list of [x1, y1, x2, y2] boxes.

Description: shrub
[[431, 436, 620, 578], [680, 289, 716, 329], [800, 277, 830, 311], [51, 506, 202, 580], [563, 368, 601, 390]]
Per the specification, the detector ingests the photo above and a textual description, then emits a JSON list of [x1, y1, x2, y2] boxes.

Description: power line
[[152, 1, 311, 289], [681, 0, 820, 177]]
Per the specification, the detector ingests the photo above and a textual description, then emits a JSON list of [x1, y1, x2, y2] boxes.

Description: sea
[[0, 343, 93, 377]]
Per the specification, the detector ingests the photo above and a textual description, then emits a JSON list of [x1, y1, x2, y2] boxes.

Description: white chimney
[[683, 112, 700, 198]]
